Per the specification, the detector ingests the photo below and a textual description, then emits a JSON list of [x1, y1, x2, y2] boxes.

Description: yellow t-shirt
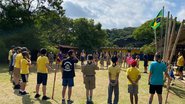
[[177, 55, 184, 67], [37, 56, 49, 73], [108, 66, 121, 80], [126, 67, 140, 85], [14, 53, 23, 68], [20, 59, 29, 74]]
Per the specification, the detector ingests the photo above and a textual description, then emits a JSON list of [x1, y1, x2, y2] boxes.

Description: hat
[[131, 60, 137, 67]]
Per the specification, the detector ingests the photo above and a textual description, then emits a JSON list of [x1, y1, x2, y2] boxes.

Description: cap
[[131, 60, 137, 67]]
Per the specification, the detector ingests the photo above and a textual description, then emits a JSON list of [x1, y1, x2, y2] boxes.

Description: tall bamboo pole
[[163, 12, 170, 62], [165, 15, 173, 61], [167, 17, 177, 62], [169, 20, 185, 63], [160, 6, 164, 55], [154, 29, 158, 52]]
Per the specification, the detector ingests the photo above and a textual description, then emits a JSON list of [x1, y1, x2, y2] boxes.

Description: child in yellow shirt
[[19, 51, 31, 95], [126, 60, 141, 104], [107, 56, 120, 104]]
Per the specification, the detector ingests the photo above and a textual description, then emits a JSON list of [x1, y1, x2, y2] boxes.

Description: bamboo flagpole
[[167, 17, 177, 62], [169, 20, 185, 63], [163, 12, 170, 62], [160, 6, 164, 55], [165, 20, 185, 104], [165, 15, 173, 62], [154, 29, 158, 52], [52, 69, 57, 99]]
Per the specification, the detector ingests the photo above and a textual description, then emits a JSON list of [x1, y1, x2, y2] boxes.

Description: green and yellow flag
[[151, 9, 164, 30]]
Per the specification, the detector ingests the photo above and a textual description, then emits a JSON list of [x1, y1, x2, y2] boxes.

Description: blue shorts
[[37, 73, 48, 85], [62, 78, 74, 87]]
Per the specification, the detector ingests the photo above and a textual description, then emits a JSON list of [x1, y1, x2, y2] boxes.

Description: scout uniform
[[82, 63, 98, 90]]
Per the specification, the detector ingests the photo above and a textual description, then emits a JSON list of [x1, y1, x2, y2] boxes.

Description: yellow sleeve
[[46, 57, 49, 64]]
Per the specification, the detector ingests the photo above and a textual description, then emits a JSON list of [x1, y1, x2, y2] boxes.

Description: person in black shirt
[[61, 50, 78, 104]]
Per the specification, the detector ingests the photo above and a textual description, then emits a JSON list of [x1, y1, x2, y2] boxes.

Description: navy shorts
[[37, 73, 48, 85], [21, 74, 29, 82], [62, 78, 74, 87], [149, 85, 163, 94], [178, 66, 184, 72]]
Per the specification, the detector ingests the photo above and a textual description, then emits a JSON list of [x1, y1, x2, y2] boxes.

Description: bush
[[0, 39, 8, 63]]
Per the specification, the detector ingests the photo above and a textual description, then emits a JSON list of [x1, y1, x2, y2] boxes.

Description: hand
[[132, 82, 136, 85]]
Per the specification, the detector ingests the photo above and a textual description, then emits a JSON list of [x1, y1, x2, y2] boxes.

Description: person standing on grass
[[118, 52, 123, 68], [148, 53, 172, 104], [177, 52, 184, 80], [82, 54, 99, 104], [61, 50, 78, 104], [135, 55, 140, 68], [126, 60, 141, 104], [107, 56, 120, 104], [19, 51, 31, 95], [106, 52, 111, 69], [143, 54, 148, 73], [13, 47, 23, 89], [48, 52, 54, 67], [80, 50, 86, 65], [35, 48, 52, 100]]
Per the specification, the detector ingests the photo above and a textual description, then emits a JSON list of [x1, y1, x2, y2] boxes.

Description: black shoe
[[21, 91, 29, 95], [67, 99, 74, 104], [34, 94, 41, 98], [14, 85, 20, 89], [62, 99, 66, 104], [19, 91, 23, 94], [42, 96, 50, 100]]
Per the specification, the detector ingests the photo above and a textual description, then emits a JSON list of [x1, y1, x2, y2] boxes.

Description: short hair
[[21, 47, 28, 52], [155, 52, 161, 60], [87, 55, 93, 60], [40, 48, 47, 55], [111, 56, 118, 63], [22, 51, 28, 57], [68, 50, 74, 56]]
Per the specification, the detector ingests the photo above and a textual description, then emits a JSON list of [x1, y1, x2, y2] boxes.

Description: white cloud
[[177, 7, 185, 22], [63, 0, 176, 29]]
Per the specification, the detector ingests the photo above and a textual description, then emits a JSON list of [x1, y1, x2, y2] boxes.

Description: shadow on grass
[[169, 86, 185, 98], [22, 95, 34, 104]]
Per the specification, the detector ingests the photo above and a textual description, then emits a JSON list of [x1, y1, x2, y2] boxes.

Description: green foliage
[[132, 20, 154, 43], [73, 18, 108, 51], [140, 43, 156, 54], [0, 39, 8, 63]]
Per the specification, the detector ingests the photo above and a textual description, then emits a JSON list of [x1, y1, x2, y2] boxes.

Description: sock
[[20, 89, 24, 92]]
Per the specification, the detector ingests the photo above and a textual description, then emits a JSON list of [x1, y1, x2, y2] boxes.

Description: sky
[[62, 0, 185, 29]]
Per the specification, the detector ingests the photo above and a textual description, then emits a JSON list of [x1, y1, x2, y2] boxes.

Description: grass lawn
[[0, 61, 185, 104]]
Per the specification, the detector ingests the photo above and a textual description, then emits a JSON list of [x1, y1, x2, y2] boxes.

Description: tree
[[73, 18, 108, 52]]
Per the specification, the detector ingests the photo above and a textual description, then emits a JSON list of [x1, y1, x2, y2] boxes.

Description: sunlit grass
[[0, 61, 185, 104]]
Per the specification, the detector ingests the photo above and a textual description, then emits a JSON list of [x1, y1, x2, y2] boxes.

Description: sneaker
[[34, 94, 41, 98], [62, 99, 66, 104], [42, 96, 50, 100], [21, 91, 29, 95], [86, 100, 91, 104], [67, 99, 74, 104], [89, 101, 94, 104], [19, 91, 23, 94]]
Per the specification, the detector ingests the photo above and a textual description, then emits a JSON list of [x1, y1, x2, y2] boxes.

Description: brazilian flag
[[151, 9, 164, 30]]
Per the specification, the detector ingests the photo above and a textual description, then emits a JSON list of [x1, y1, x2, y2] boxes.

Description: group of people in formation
[[80, 50, 142, 69], [8, 45, 183, 104]]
